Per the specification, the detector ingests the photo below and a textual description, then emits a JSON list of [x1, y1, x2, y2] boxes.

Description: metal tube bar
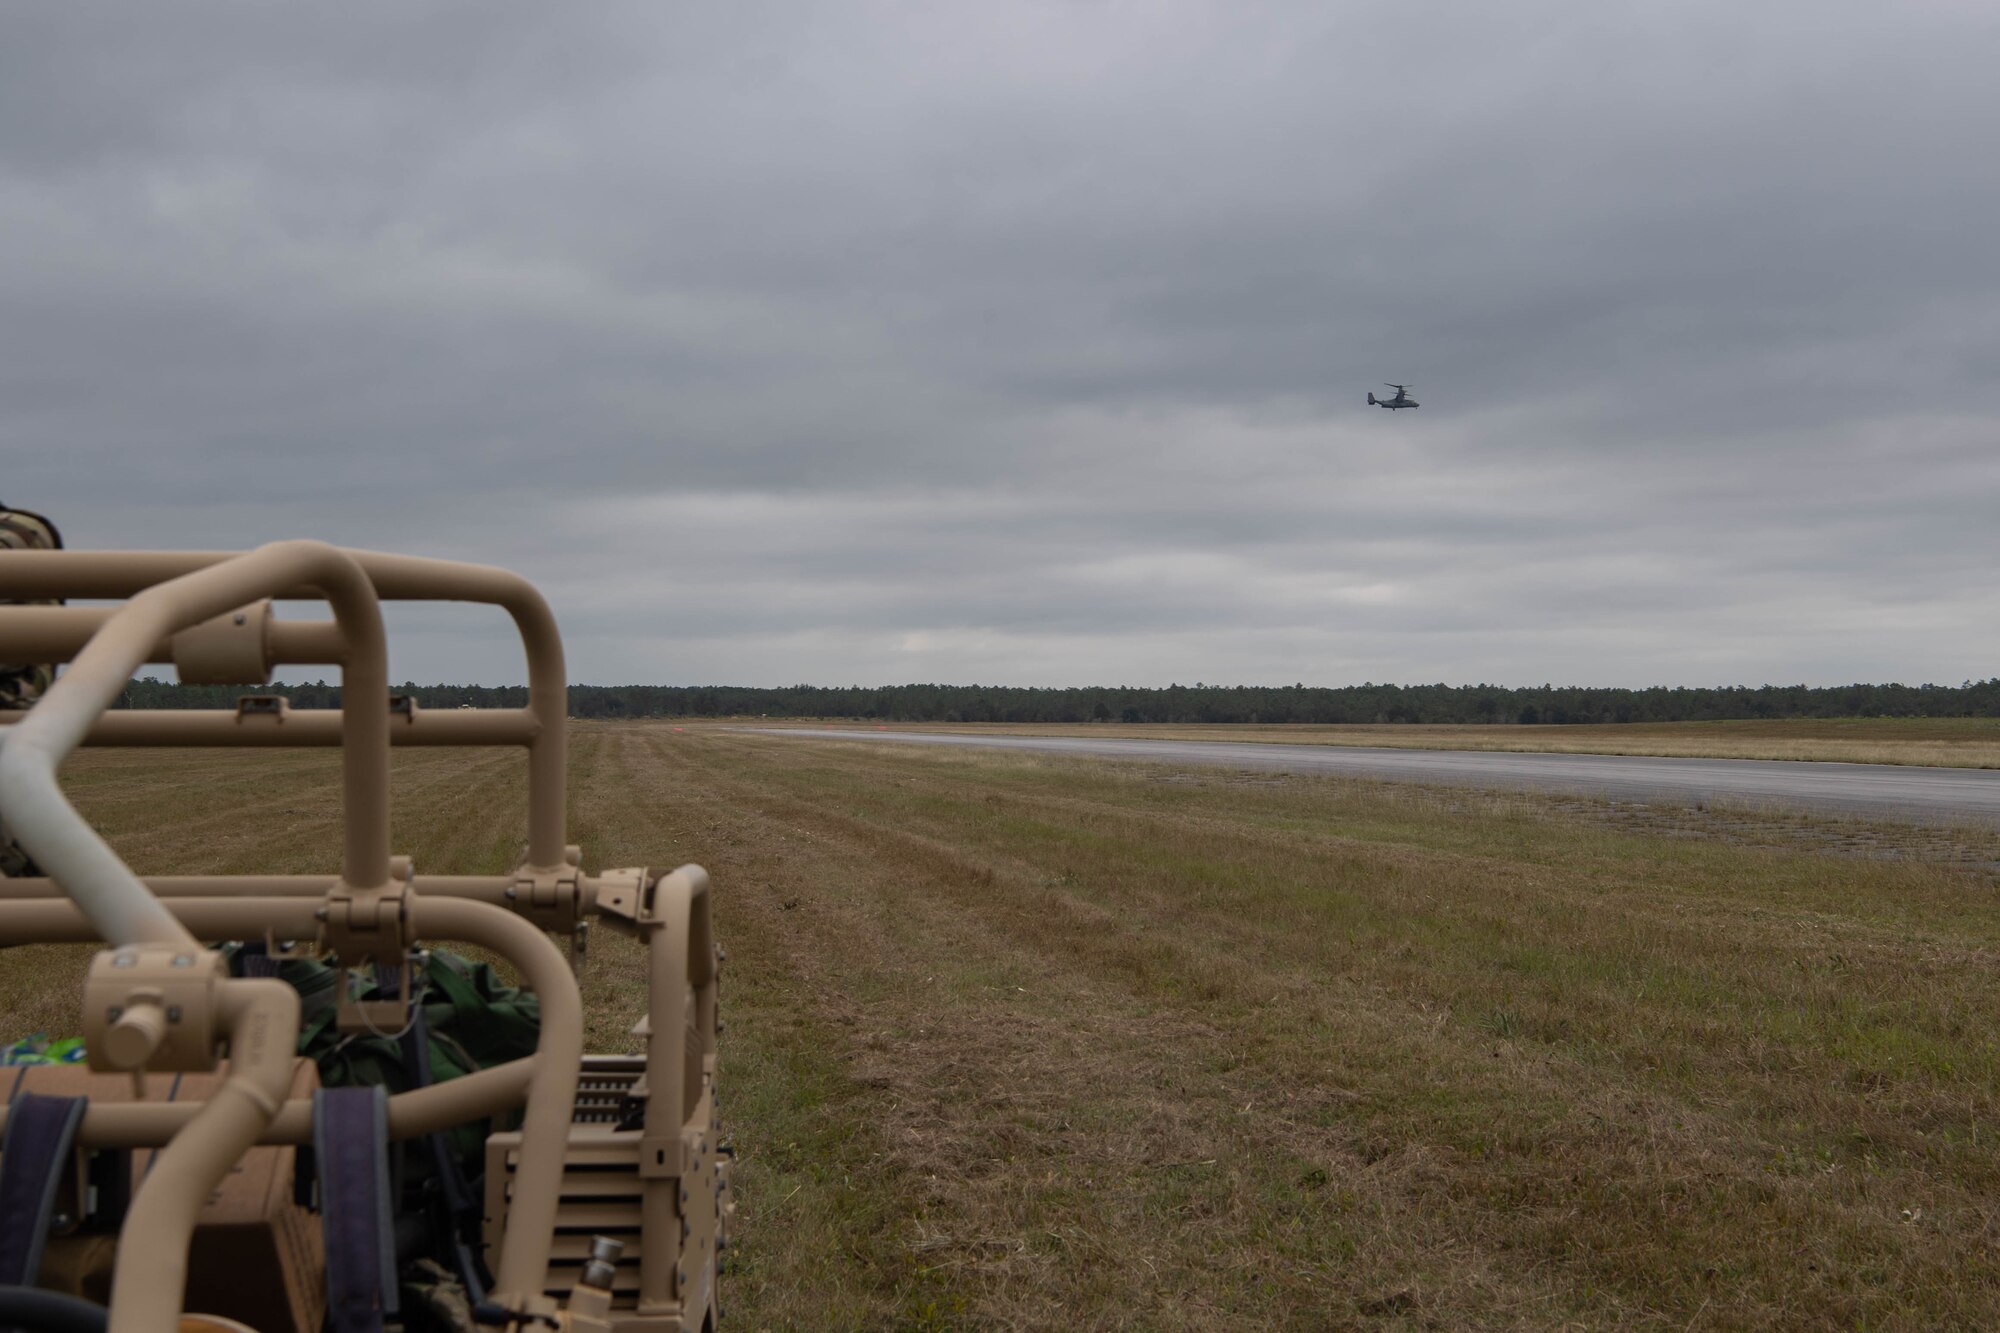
[[0, 1058, 536, 1150], [106, 978, 300, 1333], [0, 542, 391, 945], [354, 554, 567, 870], [0, 707, 539, 747], [0, 606, 347, 666], [424, 898, 579, 1306], [0, 874, 520, 901], [0, 549, 567, 869], [637, 865, 712, 1313]]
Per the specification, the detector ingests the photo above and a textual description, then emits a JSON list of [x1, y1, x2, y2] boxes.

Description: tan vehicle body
[[0, 544, 730, 1333]]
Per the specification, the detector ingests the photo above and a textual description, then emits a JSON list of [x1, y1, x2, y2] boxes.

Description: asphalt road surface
[[757, 728, 2000, 828]]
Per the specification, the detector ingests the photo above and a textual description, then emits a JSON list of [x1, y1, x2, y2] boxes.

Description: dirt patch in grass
[[8, 725, 2000, 1328]]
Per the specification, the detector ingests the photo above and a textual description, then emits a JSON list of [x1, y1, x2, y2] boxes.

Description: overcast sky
[[6, 2, 1998, 688]]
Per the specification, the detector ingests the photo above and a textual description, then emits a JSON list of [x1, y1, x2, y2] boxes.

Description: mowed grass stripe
[[697, 736, 2000, 1114], [566, 725, 956, 1324], [660, 730, 1605, 1326], [660, 729, 2000, 1327]]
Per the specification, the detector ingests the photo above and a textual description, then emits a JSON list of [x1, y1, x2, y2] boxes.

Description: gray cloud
[[5, 1, 1997, 687]]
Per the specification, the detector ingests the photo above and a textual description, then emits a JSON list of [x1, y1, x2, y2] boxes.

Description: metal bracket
[[591, 867, 646, 926], [261, 929, 318, 961], [82, 946, 226, 1073], [319, 856, 415, 1034]]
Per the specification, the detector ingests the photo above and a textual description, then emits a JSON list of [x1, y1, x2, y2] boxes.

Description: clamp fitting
[[83, 946, 226, 1073], [320, 856, 416, 1033]]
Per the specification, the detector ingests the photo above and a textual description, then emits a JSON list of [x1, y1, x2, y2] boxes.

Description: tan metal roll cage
[[0, 545, 723, 1333]]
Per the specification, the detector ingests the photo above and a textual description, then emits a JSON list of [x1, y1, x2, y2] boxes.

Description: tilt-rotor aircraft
[[1368, 382, 1418, 409]]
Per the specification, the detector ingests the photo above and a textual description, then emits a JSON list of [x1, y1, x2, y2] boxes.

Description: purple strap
[[314, 1086, 398, 1333], [0, 1092, 87, 1287]]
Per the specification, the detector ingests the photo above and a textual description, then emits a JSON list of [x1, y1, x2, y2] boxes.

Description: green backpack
[[229, 946, 541, 1161], [227, 945, 542, 1318]]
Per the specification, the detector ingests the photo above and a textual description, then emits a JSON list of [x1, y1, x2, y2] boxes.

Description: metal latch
[[592, 868, 645, 925], [319, 857, 416, 1034]]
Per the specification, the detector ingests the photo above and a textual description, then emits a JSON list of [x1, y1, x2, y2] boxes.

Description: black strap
[[0, 1093, 88, 1289], [314, 1086, 398, 1333], [391, 973, 488, 1302]]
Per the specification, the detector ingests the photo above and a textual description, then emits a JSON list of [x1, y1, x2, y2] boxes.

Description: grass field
[[751, 717, 2000, 769], [10, 722, 2000, 1328]]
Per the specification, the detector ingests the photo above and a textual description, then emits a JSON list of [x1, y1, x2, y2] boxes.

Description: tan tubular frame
[[0, 895, 584, 1309], [109, 979, 301, 1333], [640, 867, 716, 1316], [0, 708, 540, 747], [642, 868, 715, 1146], [0, 548, 568, 870], [0, 1057, 535, 1150], [0, 541, 391, 945], [0, 545, 669, 1330], [0, 874, 521, 902], [1, 605, 349, 668]]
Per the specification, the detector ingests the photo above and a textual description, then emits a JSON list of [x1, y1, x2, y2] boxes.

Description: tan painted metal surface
[[0, 548, 568, 868], [0, 544, 727, 1333], [0, 706, 541, 746], [0, 542, 393, 945]]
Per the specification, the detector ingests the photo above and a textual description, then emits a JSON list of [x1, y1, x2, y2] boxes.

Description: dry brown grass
[[8, 723, 2000, 1328], [747, 717, 2000, 769]]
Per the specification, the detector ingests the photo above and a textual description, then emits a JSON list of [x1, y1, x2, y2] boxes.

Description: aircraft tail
[[1367, 392, 1376, 405]]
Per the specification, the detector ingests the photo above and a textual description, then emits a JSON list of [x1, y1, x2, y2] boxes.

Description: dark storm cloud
[[4, 1, 1997, 686]]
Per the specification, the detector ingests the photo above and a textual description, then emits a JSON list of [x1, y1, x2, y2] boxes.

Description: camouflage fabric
[[1, 504, 61, 710], [2, 504, 61, 876]]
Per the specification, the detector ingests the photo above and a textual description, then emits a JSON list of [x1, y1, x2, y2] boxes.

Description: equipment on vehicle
[[1367, 383, 1419, 409], [0, 542, 730, 1333]]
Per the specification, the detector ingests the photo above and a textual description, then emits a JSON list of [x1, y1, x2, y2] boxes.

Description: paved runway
[[756, 728, 2000, 827]]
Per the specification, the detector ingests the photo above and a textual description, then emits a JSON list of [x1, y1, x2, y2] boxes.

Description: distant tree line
[[115, 677, 2000, 725]]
